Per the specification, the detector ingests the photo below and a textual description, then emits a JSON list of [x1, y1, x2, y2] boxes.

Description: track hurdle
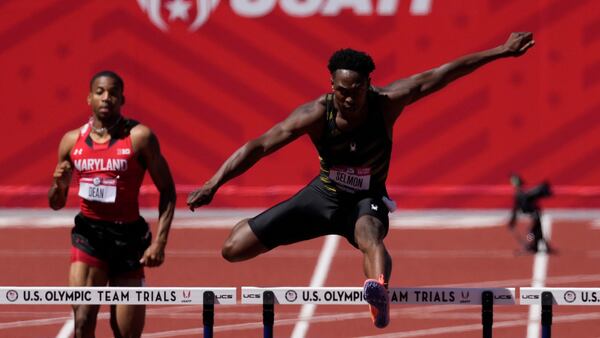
[[0, 286, 236, 338], [521, 287, 600, 338], [242, 286, 516, 338]]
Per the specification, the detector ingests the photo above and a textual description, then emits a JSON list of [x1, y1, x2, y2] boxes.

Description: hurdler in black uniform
[[188, 34, 536, 328], [249, 92, 394, 249]]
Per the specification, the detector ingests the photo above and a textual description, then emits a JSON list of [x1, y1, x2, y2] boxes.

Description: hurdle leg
[[481, 291, 493, 338], [203, 291, 215, 338], [263, 291, 275, 338], [541, 291, 553, 338]]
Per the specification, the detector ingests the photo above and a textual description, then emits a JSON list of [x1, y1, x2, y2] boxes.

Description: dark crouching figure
[[508, 174, 555, 254]]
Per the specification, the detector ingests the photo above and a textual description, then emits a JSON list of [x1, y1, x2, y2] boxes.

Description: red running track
[[1, 212, 600, 337]]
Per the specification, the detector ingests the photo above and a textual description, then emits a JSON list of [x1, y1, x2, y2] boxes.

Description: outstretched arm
[[187, 99, 326, 210], [133, 125, 177, 267], [381, 32, 535, 119], [48, 130, 78, 210]]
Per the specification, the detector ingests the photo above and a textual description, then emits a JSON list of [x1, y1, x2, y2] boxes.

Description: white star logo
[[166, 0, 192, 21], [371, 204, 378, 211], [350, 142, 357, 152]]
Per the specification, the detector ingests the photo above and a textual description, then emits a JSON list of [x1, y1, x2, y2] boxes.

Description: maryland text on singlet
[[315, 92, 392, 194], [71, 120, 145, 222]]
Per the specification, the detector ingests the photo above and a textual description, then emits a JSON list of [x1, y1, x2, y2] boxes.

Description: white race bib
[[329, 166, 371, 191], [78, 177, 117, 203]]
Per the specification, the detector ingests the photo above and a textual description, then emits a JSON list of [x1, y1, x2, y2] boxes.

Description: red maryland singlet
[[71, 120, 146, 222]]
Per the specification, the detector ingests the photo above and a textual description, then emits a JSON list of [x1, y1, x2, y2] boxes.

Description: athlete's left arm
[[133, 125, 177, 268], [380, 32, 535, 121]]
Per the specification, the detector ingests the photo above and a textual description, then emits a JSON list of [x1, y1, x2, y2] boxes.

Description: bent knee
[[221, 239, 242, 262], [221, 221, 268, 262], [355, 217, 387, 239]]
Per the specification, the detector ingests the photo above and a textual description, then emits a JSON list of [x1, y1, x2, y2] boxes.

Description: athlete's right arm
[[48, 130, 78, 210], [187, 97, 326, 211]]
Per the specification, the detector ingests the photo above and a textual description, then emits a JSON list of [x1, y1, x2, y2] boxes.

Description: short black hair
[[327, 48, 375, 77], [89, 70, 124, 92]]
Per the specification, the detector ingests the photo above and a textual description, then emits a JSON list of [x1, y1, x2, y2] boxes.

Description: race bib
[[329, 166, 371, 191], [78, 177, 117, 203]]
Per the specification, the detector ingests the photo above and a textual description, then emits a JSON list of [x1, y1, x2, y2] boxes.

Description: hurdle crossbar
[[242, 286, 515, 305], [0, 286, 236, 305], [520, 287, 600, 306], [242, 287, 515, 338], [1, 286, 235, 338], [521, 287, 600, 338]]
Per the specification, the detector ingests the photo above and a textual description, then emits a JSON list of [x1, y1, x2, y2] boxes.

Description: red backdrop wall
[[0, 0, 598, 208]]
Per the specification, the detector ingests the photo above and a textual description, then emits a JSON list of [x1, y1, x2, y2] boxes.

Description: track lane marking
[[526, 215, 552, 338], [290, 235, 340, 338]]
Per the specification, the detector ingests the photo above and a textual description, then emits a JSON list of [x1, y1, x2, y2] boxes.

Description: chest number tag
[[329, 167, 371, 191], [78, 177, 117, 203]]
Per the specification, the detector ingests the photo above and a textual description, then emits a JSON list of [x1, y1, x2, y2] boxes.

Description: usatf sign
[[138, 0, 434, 31]]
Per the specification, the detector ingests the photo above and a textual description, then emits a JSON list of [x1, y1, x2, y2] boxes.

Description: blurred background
[[0, 0, 598, 210]]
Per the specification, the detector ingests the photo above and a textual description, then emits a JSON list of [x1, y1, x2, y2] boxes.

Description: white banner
[[0, 287, 236, 305], [520, 288, 600, 306], [241, 287, 515, 305]]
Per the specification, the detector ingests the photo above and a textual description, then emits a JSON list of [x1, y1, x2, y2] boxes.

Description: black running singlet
[[315, 92, 392, 193]]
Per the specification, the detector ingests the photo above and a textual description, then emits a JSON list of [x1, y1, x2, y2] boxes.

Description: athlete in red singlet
[[71, 119, 146, 222], [48, 71, 176, 338]]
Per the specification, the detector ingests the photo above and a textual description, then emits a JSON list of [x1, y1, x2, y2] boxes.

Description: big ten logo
[[138, 0, 434, 31]]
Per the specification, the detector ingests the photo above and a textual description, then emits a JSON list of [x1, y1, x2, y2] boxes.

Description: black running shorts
[[248, 177, 390, 249], [71, 213, 152, 276]]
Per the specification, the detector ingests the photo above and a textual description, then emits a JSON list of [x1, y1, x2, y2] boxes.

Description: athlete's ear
[[330, 77, 334, 90], [87, 93, 91, 105], [121, 95, 126, 105]]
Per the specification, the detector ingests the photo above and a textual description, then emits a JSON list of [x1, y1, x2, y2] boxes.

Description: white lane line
[[526, 215, 552, 338], [0, 316, 71, 329], [55, 310, 115, 338], [55, 318, 73, 338], [290, 235, 340, 338], [590, 219, 600, 228]]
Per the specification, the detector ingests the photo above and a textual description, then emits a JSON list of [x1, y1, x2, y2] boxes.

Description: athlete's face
[[331, 69, 369, 116], [87, 76, 124, 120]]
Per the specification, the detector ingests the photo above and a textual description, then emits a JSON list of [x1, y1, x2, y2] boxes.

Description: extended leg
[[354, 215, 392, 282], [355, 215, 391, 328]]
